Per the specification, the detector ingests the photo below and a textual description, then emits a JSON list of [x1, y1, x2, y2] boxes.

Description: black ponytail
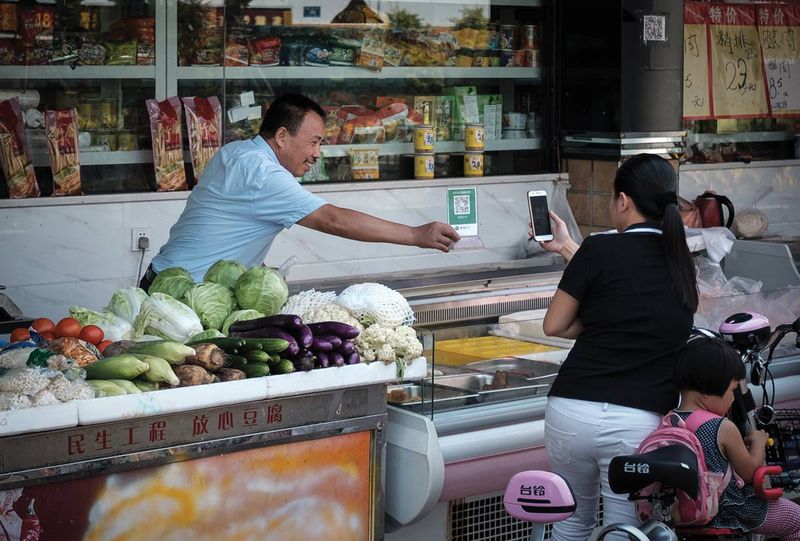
[[614, 154, 699, 312]]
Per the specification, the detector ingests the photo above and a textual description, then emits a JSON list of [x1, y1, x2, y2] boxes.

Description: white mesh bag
[[280, 289, 337, 317], [335, 283, 414, 328]]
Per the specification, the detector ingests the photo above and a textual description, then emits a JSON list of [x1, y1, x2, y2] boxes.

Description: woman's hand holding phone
[[538, 211, 580, 262]]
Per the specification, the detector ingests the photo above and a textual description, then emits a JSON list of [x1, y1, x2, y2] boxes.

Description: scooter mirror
[[503, 470, 576, 523]]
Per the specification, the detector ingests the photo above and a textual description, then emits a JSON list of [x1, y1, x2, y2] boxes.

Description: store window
[[0, 0, 548, 199], [683, 1, 800, 164]]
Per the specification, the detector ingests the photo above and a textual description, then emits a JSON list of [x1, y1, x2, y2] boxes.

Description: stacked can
[[413, 106, 435, 179], [463, 123, 485, 177]]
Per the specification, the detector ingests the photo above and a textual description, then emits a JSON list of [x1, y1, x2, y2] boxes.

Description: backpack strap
[[683, 409, 734, 492]]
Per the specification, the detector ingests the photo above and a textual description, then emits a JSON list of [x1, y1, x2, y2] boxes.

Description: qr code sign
[[453, 195, 471, 215], [643, 14, 666, 42]]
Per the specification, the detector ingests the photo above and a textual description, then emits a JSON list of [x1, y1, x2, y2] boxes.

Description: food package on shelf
[[0, 97, 40, 198], [349, 147, 379, 180], [146, 97, 188, 191], [46, 108, 81, 196], [182, 96, 222, 181]]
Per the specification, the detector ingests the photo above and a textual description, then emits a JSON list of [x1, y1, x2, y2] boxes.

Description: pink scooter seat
[[503, 470, 576, 523]]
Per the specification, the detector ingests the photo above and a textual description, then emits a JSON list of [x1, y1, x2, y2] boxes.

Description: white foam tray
[[73, 357, 426, 427], [0, 401, 78, 437]]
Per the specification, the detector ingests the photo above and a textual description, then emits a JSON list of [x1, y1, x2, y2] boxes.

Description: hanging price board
[[708, 3, 770, 118], [758, 4, 800, 116], [684, 2, 712, 119]]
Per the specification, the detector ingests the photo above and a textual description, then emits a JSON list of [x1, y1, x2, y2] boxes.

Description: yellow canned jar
[[414, 124, 435, 153], [464, 152, 484, 177], [465, 124, 485, 151], [414, 153, 435, 179]]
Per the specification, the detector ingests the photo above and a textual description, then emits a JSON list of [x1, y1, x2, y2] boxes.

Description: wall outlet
[[131, 228, 152, 251]]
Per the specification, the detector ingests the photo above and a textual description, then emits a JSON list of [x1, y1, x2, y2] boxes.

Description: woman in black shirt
[[540, 154, 698, 540]]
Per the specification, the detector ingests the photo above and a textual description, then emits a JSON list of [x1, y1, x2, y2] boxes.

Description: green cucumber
[[271, 359, 295, 375], [185, 337, 245, 352], [245, 350, 271, 363], [224, 354, 248, 370], [244, 362, 271, 378], [239, 338, 290, 353]]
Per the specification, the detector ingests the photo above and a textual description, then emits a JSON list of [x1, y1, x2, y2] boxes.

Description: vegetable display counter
[[0, 360, 427, 541]]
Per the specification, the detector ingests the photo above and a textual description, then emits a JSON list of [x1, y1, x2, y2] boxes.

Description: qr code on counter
[[643, 15, 667, 42], [453, 195, 471, 215]]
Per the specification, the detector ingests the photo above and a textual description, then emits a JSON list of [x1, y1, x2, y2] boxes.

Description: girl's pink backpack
[[633, 410, 732, 526]]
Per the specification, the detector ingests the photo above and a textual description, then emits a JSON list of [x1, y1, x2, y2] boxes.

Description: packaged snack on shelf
[[330, 34, 362, 66], [249, 35, 280, 66], [323, 106, 343, 144], [0, 3, 16, 33], [146, 97, 187, 192], [95, 130, 118, 151], [305, 45, 332, 67], [224, 36, 249, 66], [19, 6, 53, 48], [0, 97, 40, 198], [182, 96, 222, 181], [349, 147, 380, 180], [302, 156, 329, 183], [117, 130, 137, 151], [137, 41, 155, 65], [106, 40, 137, 65], [50, 35, 79, 65], [382, 41, 406, 67], [435, 96, 455, 141], [0, 39, 13, 65], [78, 41, 106, 66], [413, 96, 436, 125], [376, 102, 408, 143], [357, 30, 385, 71], [45, 108, 81, 196], [339, 111, 384, 145]]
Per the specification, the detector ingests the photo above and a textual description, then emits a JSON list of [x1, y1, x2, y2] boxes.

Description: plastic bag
[[695, 255, 762, 300]]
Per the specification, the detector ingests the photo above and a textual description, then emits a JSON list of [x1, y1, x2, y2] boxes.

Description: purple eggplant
[[306, 321, 360, 339], [230, 326, 299, 356], [229, 314, 304, 333], [329, 351, 345, 367], [293, 324, 313, 349], [345, 351, 360, 365], [316, 334, 342, 349], [310, 338, 333, 352], [339, 340, 355, 355], [291, 352, 315, 372], [315, 351, 329, 368]]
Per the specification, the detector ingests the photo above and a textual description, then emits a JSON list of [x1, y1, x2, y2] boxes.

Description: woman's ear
[[616, 191, 631, 213]]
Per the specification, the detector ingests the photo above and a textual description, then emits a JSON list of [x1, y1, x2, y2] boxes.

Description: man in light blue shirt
[[144, 93, 460, 286]]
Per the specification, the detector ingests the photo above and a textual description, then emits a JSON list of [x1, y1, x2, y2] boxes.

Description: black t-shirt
[[548, 222, 693, 415]]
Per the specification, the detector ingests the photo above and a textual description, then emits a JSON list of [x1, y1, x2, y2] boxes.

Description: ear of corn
[[134, 354, 180, 386], [129, 341, 195, 364], [107, 379, 142, 394], [84, 354, 149, 380], [87, 380, 128, 397]]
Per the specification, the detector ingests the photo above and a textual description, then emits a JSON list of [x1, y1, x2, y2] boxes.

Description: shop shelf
[[320, 138, 543, 158], [0, 65, 157, 80], [177, 66, 542, 81]]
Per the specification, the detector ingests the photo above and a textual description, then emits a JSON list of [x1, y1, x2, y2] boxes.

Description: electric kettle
[[693, 191, 735, 228]]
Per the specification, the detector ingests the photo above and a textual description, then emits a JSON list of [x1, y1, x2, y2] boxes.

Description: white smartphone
[[528, 190, 553, 242]]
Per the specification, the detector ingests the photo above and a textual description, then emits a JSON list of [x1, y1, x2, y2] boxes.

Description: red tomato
[[55, 317, 81, 338], [10, 327, 30, 342], [78, 325, 104, 345], [40, 330, 56, 341], [97, 340, 113, 354], [31, 317, 55, 334]]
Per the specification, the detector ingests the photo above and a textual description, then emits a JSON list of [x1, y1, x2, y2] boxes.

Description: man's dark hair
[[673, 336, 745, 396], [259, 93, 325, 139]]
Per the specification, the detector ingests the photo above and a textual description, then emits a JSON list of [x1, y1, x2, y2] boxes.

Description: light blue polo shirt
[[151, 136, 326, 281]]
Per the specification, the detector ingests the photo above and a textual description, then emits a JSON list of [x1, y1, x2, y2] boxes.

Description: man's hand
[[414, 222, 461, 252]]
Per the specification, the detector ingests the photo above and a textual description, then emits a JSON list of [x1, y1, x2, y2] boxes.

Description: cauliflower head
[[355, 324, 422, 364]]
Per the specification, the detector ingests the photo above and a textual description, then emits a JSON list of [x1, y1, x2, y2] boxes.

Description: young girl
[[674, 335, 800, 538]]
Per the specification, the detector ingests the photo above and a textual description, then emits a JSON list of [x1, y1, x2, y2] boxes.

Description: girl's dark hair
[[674, 336, 745, 395], [614, 154, 698, 312], [259, 93, 326, 139]]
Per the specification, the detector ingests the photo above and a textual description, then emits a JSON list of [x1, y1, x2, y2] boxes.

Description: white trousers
[[544, 396, 661, 541]]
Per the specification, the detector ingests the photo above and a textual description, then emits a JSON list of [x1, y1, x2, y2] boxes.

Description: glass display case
[[0, 0, 551, 197]]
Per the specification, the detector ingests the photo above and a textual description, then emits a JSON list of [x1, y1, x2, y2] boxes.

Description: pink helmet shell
[[503, 470, 576, 523], [719, 312, 771, 350]]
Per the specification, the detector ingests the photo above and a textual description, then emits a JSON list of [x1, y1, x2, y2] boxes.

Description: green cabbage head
[[182, 282, 236, 330], [203, 260, 247, 290], [188, 328, 226, 342], [234, 267, 288, 316], [148, 267, 194, 300], [221, 309, 264, 335]]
